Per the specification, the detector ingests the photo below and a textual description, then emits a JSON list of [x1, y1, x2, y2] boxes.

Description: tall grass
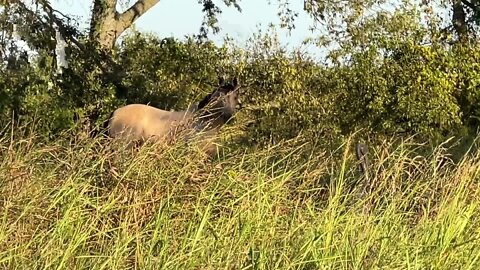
[[1, 128, 480, 269]]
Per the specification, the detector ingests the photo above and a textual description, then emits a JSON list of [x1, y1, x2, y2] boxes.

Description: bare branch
[[117, 0, 160, 32], [462, 0, 476, 9]]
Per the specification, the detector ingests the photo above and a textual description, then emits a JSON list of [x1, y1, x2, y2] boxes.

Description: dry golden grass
[[1, 128, 480, 269]]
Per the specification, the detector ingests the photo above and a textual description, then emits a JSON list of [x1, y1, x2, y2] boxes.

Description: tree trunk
[[452, 0, 468, 41], [90, 0, 161, 51]]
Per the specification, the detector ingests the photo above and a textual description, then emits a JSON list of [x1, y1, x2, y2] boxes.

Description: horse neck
[[192, 112, 226, 133], [192, 99, 230, 132], [209, 116, 227, 130]]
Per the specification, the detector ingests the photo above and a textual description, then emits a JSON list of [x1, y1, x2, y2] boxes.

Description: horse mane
[[197, 93, 212, 111]]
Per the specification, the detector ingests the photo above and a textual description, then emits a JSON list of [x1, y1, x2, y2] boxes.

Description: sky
[[50, 0, 323, 58]]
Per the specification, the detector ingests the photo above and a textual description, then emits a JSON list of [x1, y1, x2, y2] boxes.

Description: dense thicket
[[1, 1, 480, 151]]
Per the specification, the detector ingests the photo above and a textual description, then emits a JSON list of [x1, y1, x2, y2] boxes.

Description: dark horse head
[[197, 76, 242, 126]]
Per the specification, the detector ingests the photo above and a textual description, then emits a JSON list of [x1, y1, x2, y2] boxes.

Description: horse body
[[106, 77, 241, 155], [108, 103, 195, 142]]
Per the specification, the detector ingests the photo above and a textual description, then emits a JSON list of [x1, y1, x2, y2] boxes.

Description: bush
[[1, 24, 480, 151]]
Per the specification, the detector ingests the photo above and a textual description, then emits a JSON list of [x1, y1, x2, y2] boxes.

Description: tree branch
[[461, 0, 480, 13], [452, 0, 468, 40], [462, 0, 475, 11], [106, 0, 118, 8], [117, 0, 160, 32]]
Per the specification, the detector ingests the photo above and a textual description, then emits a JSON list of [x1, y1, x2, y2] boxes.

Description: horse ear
[[218, 76, 225, 86]]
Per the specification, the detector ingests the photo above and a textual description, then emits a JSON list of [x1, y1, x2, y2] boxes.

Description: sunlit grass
[[1, 129, 479, 269]]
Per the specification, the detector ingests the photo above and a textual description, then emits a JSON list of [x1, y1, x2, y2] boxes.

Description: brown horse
[[106, 77, 242, 155]]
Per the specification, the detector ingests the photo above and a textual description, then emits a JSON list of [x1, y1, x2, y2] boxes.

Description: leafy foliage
[[116, 34, 230, 110]]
